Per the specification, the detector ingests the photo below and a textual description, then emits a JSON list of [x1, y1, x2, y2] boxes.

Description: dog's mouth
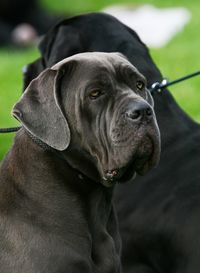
[[101, 154, 150, 187], [101, 138, 159, 188], [101, 158, 137, 187]]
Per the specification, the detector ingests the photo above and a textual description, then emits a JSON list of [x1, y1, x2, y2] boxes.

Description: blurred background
[[0, 0, 200, 161]]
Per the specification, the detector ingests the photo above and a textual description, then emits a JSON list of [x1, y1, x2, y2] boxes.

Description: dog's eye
[[136, 81, 145, 90], [89, 90, 103, 100]]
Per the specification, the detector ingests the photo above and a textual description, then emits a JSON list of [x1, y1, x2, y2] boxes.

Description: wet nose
[[125, 101, 153, 121]]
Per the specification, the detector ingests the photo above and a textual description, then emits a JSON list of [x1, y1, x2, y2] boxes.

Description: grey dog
[[0, 52, 160, 273]]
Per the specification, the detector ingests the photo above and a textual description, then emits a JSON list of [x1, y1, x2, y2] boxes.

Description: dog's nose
[[125, 101, 153, 121]]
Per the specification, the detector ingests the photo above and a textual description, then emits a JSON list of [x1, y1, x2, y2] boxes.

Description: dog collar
[[25, 129, 53, 152]]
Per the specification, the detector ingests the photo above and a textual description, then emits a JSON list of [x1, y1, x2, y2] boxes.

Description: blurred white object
[[11, 23, 38, 46], [103, 5, 191, 48]]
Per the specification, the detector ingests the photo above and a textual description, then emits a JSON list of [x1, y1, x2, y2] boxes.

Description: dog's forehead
[[52, 52, 139, 74]]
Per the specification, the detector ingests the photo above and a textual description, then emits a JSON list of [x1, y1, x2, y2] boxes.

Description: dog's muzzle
[[100, 99, 160, 187]]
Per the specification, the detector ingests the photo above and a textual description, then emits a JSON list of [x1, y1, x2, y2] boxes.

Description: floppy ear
[[12, 67, 70, 151]]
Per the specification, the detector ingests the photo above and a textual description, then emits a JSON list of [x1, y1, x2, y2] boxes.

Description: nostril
[[125, 101, 153, 121], [146, 107, 153, 116], [126, 110, 141, 120]]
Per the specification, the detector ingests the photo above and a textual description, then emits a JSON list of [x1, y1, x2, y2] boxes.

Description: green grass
[[0, 48, 39, 158], [0, 0, 200, 160]]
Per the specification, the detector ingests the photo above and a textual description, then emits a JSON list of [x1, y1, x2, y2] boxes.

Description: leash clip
[[150, 78, 169, 93]]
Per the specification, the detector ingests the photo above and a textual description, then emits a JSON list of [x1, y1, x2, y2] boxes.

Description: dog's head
[[23, 13, 162, 90], [13, 52, 160, 187]]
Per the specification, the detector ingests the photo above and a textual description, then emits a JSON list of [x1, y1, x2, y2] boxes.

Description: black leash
[[0, 126, 21, 133], [150, 70, 200, 93], [1, 70, 200, 134]]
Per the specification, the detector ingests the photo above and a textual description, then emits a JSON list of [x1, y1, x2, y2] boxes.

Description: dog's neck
[[0, 129, 121, 272]]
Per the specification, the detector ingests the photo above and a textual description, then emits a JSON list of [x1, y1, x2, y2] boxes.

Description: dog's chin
[[117, 158, 137, 184], [100, 140, 160, 188], [119, 155, 150, 181], [101, 158, 137, 188], [101, 156, 153, 187]]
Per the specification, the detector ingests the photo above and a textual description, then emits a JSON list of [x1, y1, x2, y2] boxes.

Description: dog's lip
[[101, 145, 155, 186], [100, 157, 150, 187], [117, 164, 137, 184], [101, 157, 137, 187], [116, 154, 152, 183], [101, 169, 119, 187], [100, 133, 160, 187]]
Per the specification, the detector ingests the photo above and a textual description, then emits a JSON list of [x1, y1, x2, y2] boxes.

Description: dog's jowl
[[0, 52, 160, 273]]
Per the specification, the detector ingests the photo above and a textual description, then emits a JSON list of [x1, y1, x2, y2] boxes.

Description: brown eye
[[136, 81, 145, 90], [89, 90, 103, 100]]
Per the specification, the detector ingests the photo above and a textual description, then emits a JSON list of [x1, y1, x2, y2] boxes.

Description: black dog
[[23, 13, 200, 273], [0, 52, 160, 272]]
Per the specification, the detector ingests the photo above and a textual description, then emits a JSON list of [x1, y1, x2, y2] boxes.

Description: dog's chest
[[87, 193, 121, 273], [90, 225, 121, 273], [1, 221, 96, 273], [0, 192, 121, 273], [0, 217, 121, 273]]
